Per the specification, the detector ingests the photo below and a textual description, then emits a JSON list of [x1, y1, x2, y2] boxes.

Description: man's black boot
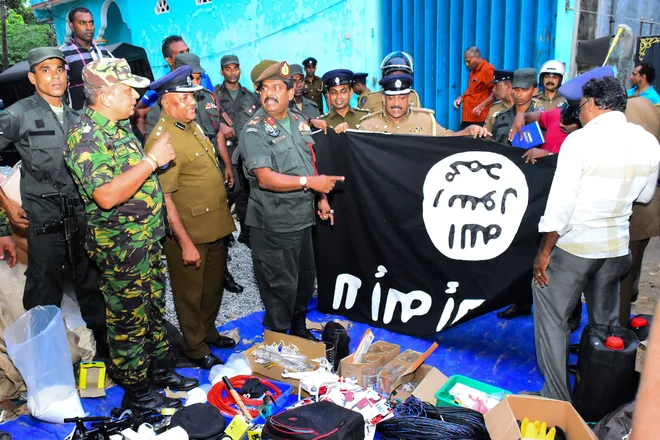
[[91, 326, 110, 360], [289, 311, 319, 342], [224, 269, 244, 293], [497, 302, 532, 319], [238, 221, 250, 248], [120, 381, 182, 412], [148, 358, 199, 391]]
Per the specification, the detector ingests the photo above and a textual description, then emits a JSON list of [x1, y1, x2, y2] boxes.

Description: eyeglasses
[[576, 100, 588, 114]]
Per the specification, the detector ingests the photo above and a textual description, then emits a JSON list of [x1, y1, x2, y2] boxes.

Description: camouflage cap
[[27, 47, 65, 68], [250, 59, 278, 85], [256, 61, 291, 84], [82, 58, 150, 89]]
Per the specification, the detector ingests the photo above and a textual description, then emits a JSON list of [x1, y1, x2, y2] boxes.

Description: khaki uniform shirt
[[238, 108, 316, 233], [357, 90, 371, 109], [359, 89, 422, 113], [626, 97, 660, 241], [484, 100, 512, 133], [319, 107, 370, 129], [147, 113, 235, 244], [491, 99, 544, 144], [535, 91, 566, 110], [357, 108, 453, 136], [303, 76, 324, 111]]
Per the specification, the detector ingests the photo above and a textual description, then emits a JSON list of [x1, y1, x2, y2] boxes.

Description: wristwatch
[[300, 176, 308, 191]]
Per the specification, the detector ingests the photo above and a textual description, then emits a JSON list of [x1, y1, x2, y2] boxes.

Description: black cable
[[377, 397, 491, 440]]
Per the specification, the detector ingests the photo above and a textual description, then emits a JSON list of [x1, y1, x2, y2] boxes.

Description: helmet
[[380, 51, 414, 76], [539, 60, 566, 84]]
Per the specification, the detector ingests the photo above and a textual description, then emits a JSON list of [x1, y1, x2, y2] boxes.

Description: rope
[[207, 375, 283, 419]]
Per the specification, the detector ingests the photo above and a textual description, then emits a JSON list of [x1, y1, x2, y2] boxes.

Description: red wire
[[208, 375, 283, 418]]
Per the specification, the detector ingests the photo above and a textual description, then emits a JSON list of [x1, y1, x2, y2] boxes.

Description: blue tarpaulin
[[0, 302, 585, 439]]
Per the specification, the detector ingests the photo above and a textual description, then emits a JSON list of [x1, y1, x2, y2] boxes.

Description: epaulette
[[354, 107, 370, 113], [532, 98, 544, 111], [411, 107, 435, 115], [358, 112, 379, 123], [318, 111, 330, 119]]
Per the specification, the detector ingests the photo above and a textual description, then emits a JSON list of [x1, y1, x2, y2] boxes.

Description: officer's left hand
[[310, 119, 328, 133], [317, 198, 335, 226], [224, 166, 236, 189], [0, 236, 17, 268], [466, 125, 491, 138]]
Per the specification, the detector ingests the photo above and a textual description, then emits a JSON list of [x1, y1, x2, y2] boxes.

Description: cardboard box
[[389, 364, 449, 404], [78, 361, 106, 398], [339, 339, 400, 387], [484, 395, 597, 440], [246, 330, 327, 390], [635, 339, 647, 373]]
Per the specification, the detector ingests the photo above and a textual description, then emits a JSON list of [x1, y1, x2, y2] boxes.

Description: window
[[155, 0, 170, 14], [196, 0, 212, 4]]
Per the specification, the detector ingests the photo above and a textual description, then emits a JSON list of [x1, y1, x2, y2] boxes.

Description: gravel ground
[[162, 220, 265, 330]]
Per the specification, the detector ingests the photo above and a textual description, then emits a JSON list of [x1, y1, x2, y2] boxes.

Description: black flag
[[313, 131, 556, 336]]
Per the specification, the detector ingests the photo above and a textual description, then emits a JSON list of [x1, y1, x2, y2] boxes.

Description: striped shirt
[[539, 111, 660, 258], [60, 39, 113, 110], [461, 59, 494, 123]]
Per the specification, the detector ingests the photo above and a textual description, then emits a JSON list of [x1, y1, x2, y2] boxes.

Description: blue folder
[[511, 121, 545, 149]]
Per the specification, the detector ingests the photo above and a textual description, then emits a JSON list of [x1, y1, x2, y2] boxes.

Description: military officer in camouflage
[[351, 72, 371, 109], [146, 66, 237, 370], [302, 57, 325, 111], [0, 207, 17, 267], [484, 70, 514, 133], [239, 60, 343, 340], [345, 73, 489, 137], [359, 51, 422, 113], [491, 68, 544, 144], [318, 69, 369, 129], [290, 63, 321, 119], [0, 47, 107, 353], [65, 58, 198, 412]]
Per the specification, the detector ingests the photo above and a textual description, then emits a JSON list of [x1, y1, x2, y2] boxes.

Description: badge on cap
[[280, 62, 290, 78], [395, 79, 402, 88], [334, 77, 340, 85]]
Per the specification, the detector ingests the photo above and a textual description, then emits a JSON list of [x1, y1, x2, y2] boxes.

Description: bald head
[[464, 46, 483, 71]]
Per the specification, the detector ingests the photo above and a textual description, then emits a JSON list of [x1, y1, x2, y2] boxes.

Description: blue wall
[[381, 0, 575, 129], [32, 0, 383, 94]]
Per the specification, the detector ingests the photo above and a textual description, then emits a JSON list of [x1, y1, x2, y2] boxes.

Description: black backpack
[[262, 401, 365, 440]]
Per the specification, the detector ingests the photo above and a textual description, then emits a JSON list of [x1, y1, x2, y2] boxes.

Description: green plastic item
[[434, 375, 511, 408]]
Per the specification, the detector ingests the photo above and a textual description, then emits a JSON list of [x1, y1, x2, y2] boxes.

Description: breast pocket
[[190, 197, 222, 217], [27, 130, 61, 174], [271, 142, 300, 174], [183, 149, 205, 175]]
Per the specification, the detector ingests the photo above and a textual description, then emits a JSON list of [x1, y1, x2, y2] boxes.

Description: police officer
[[348, 73, 489, 137], [290, 63, 321, 119], [146, 67, 237, 370], [238, 61, 343, 340], [318, 69, 369, 129], [302, 57, 325, 111], [491, 68, 544, 144], [359, 51, 422, 113], [215, 54, 260, 248], [66, 58, 198, 411], [484, 70, 514, 133], [535, 60, 566, 109], [351, 72, 371, 109], [0, 47, 107, 354], [145, 53, 243, 293]]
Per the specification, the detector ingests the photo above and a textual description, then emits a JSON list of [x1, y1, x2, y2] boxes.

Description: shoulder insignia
[[245, 127, 258, 133], [174, 122, 186, 130], [411, 107, 435, 115], [248, 117, 260, 125], [291, 113, 300, 121], [204, 102, 217, 110], [355, 108, 369, 113], [358, 112, 379, 123]]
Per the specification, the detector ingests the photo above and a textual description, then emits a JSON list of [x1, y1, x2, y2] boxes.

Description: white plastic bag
[[5, 305, 84, 423]]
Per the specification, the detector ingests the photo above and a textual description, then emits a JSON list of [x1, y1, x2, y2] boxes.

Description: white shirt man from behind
[[532, 76, 660, 402]]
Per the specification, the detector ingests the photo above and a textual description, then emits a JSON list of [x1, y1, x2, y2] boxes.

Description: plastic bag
[[5, 305, 84, 423], [208, 352, 251, 385]]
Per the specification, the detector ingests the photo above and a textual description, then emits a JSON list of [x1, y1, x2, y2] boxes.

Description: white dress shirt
[[539, 111, 660, 259]]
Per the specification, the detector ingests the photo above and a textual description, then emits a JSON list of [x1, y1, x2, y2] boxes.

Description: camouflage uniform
[[65, 106, 169, 385], [0, 207, 10, 237]]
